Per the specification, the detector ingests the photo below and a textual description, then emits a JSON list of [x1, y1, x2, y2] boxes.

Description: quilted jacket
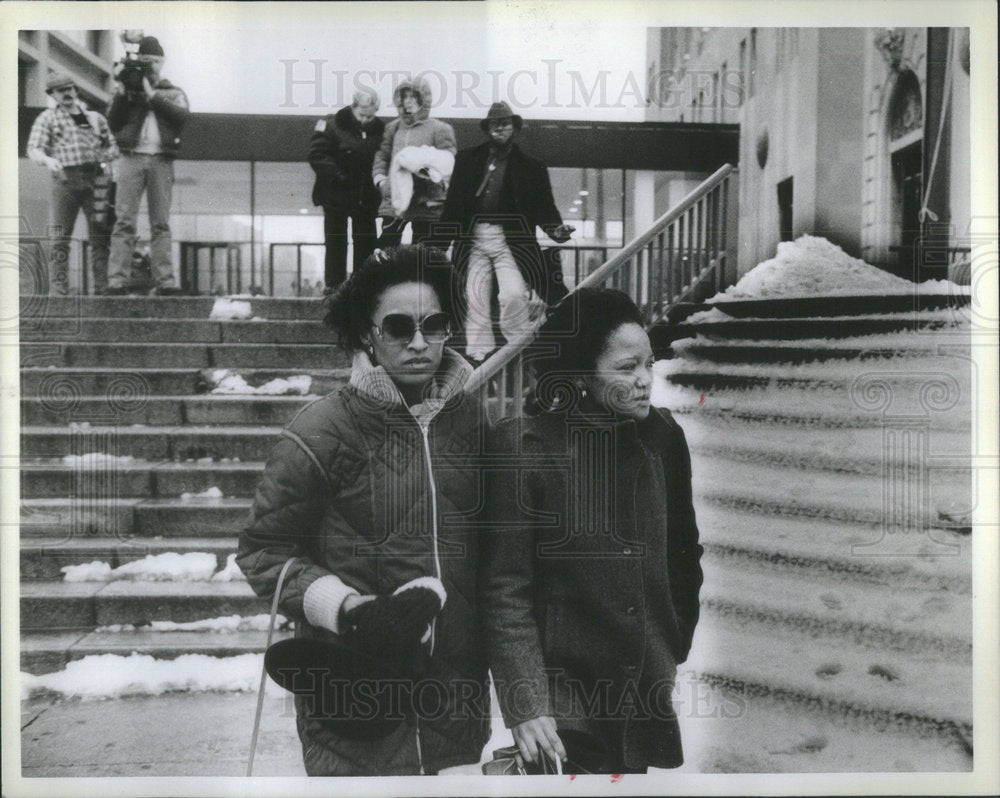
[[237, 349, 491, 775]]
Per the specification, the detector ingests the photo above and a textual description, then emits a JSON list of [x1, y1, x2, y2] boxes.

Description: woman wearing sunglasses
[[483, 287, 704, 774], [238, 245, 490, 775]]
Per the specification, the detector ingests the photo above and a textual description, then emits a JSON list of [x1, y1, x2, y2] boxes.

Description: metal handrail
[[465, 163, 737, 403]]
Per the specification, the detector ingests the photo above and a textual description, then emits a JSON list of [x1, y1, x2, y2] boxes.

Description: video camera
[[115, 30, 156, 93]]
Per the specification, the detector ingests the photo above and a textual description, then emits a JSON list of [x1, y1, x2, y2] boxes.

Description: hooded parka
[[372, 78, 457, 221], [238, 349, 491, 775]]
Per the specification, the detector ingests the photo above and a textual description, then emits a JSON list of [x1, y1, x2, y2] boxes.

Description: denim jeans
[[463, 223, 536, 360], [108, 153, 175, 288], [48, 164, 111, 294]]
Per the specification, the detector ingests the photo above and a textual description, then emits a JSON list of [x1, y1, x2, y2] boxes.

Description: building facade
[[647, 27, 971, 281]]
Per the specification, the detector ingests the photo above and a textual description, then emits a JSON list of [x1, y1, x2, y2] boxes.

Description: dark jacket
[[483, 407, 703, 771], [437, 142, 568, 305], [237, 350, 491, 775], [309, 105, 385, 210], [107, 78, 189, 158]]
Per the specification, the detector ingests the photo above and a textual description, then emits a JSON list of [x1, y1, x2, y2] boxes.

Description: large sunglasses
[[371, 312, 451, 344]]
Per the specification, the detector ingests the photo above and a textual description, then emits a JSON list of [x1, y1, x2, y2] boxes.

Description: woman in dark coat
[[238, 245, 490, 775], [483, 287, 703, 774]]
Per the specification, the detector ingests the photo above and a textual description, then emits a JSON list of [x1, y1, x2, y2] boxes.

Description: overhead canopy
[[20, 108, 739, 171]]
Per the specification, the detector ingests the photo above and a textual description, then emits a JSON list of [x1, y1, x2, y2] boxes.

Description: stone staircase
[[652, 293, 975, 768], [18, 291, 976, 768], [19, 296, 342, 674]]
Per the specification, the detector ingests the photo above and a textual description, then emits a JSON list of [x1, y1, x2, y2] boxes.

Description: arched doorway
[[887, 69, 923, 280]]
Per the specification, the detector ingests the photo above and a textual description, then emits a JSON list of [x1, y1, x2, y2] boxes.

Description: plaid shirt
[[27, 105, 119, 168]]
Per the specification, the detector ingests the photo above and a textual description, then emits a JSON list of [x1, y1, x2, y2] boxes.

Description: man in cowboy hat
[[436, 101, 574, 363], [27, 73, 120, 295]]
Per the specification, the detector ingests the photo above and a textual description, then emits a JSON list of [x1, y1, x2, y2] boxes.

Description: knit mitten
[[342, 576, 447, 660]]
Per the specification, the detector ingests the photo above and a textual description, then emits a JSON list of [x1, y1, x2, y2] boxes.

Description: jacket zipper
[[416, 418, 440, 777]]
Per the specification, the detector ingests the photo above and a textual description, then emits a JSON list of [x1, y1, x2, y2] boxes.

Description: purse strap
[[246, 557, 296, 777]]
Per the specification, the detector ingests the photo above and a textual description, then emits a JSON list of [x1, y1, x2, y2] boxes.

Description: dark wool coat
[[308, 105, 384, 210], [107, 78, 189, 158], [437, 142, 569, 306], [237, 351, 491, 775], [483, 407, 703, 771]]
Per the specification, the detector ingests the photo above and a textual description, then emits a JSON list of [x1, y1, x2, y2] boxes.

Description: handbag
[[482, 745, 563, 776]]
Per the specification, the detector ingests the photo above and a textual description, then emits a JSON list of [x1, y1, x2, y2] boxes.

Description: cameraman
[[106, 36, 189, 295]]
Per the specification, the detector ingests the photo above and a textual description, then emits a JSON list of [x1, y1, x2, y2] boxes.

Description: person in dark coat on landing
[[483, 288, 703, 774], [309, 89, 385, 289], [238, 245, 491, 775], [435, 101, 575, 363]]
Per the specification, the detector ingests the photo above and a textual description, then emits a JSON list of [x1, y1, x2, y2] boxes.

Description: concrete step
[[695, 505, 971, 594], [20, 367, 348, 400], [19, 294, 324, 321], [663, 315, 965, 346], [667, 293, 971, 323], [21, 581, 268, 633], [22, 395, 312, 426], [670, 341, 951, 366], [21, 459, 265, 499], [21, 318, 333, 344], [21, 630, 284, 676], [700, 556, 970, 660], [21, 342, 347, 369], [20, 497, 252, 539], [687, 613, 972, 744], [681, 416, 971, 476], [21, 629, 292, 675], [666, 402, 973, 432], [22, 368, 203, 397], [21, 537, 239, 580], [21, 424, 283, 460], [690, 453, 971, 534]]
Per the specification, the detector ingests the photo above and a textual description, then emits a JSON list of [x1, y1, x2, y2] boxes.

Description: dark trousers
[[323, 205, 377, 288], [376, 217, 434, 250], [48, 164, 112, 295]]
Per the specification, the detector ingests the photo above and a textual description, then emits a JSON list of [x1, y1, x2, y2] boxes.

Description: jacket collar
[[335, 104, 383, 134], [348, 347, 472, 425]]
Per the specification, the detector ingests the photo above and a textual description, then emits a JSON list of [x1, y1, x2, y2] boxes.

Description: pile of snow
[[61, 561, 114, 581], [62, 552, 220, 582], [180, 486, 224, 501], [209, 297, 252, 320], [207, 369, 313, 396], [710, 236, 966, 301], [97, 613, 285, 633], [211, 553, 246, 582], [61, 453, 135, 466], [21, 653, 262, 700]]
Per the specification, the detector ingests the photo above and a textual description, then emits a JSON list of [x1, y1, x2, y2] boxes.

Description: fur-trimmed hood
[[392, 76, 433, 126]]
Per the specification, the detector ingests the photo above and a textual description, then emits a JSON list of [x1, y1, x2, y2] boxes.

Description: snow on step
[[699, 556, 970, 658], [695, 506, 970, 593], [680, 416, 970, 475], [686, 613, 971, 736], [690, 453, 971, 529], [21, 652, 264, 699]]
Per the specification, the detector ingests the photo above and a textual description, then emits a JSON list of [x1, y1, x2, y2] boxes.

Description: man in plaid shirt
[[27, 72, 120, 295]]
